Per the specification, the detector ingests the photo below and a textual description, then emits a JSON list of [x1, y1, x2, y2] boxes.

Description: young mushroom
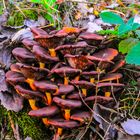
[[33, 80, 58, 105], [53, 97, 82, 120], [6, 71, 25, 86], [28, 106, 59, 125], [96, 82, 124, 97], [15, 85, 46, 110], [12, 47, 36, 64], [30, 27, 67, 57], [70, 80, 95, 97], [52, 67, 81, 85], [48, 118, 80, 140], [32, 45, 59, 68]]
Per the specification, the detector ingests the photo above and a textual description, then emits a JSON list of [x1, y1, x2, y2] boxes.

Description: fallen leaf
[[121, 119, 140, 135]]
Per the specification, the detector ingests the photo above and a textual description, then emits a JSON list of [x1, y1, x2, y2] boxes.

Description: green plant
[[100, 11, 140, 65], [30, 0, 60, 24]]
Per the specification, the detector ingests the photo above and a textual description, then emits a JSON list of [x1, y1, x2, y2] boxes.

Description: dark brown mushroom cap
[[10, 63, 21, 73], [86, 48, 118, 63], [55, 41, 88, 51], [22, 38, 39, 50], [82, 71, 102, 76], [15, 85, 45, 100], [18, 63, 50, 80], [52, 67, 81, 77], [67, 92, 85, 100], [79, 32, 104, 40], [33, 80, 58, 92], [70, 111, 91, 122], [48, 118, 79, 128], [53, 97, 82, 109], [96, 83, 124, 88], [64, 54, 93, 70], [109, 60, 125, 73], [100, 73, 123, 82], [31, 27, 65, 48], [85, 96, 113, 103], [70, 80, 95, 89], [53, 84, 74, 95], [30, 27, 49, 38], [6, 71, 25, 85], [12, 47, 36, 63], [28, 106, 59, 117], [32, 45, 59, 63]]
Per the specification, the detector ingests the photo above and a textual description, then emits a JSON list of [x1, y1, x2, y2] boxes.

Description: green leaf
[[100, 11, 124, 24], [119, 38, 139, 54], [127, 17, 134, 25], [30, 0, 42, 3], [132, 23, 140, 30], [118, 23, 132, 36], [126, 42, 140, 65]]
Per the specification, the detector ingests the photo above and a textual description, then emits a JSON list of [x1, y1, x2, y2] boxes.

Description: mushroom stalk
[[64, 109, 71, 120], [74, 75, 80, 81], [57, 128, 63, 136], [42, 118, 49, 126], [105, 92, 111, 97], [64, 76, 69, 85], [81, 88, 87, 97], [90, 77, 95, 83], [26, 78, 36, 91], [49, 48, 56, 57], [28, 99, 39, 110], [39, 62, 45, 68], [45, 92, 52, 105]]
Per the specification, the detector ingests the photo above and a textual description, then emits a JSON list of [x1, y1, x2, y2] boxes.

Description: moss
[[7, 10, 38, 26], [0, 104, 52, 140]]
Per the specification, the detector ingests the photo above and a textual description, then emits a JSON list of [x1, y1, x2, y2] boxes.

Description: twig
[[2, 0, 6, 10]]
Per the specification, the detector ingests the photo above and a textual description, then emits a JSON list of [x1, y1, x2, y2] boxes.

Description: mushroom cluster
[[6, 27, 125, 139]]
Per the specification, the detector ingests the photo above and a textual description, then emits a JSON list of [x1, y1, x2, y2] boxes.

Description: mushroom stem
[[64, 76, 69, 85], [28, 99, 39, 110], [74, 75, 80, 81], [81, 88, 87, 96], [90, 77, 95, 83], [61, 95, 66, 99], [64, 109, 71, 120], [105, 92, 111, 97], [26, 78, 36, 91], [49, 48, 56, 57], [57, 128, 63, 136], [45, 92, 52, 105], [39, 62, 45, 68], [42, 118, 49, 126]]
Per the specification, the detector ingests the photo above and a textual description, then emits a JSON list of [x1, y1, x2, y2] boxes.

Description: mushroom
[[64, 54, 93, 70], [52, 67, 81, 85], [18, 63, 50, 91], [78, 32, 104, 45], [82, 71, 103, 83], [70, 111, 91, 123], [10, 63, 21, 73], [86, 48, 118, 64], [33, 80, 58, 105], [53, 84, 74, 99], [32, 45, 59, 68], [85, 95, 114, 104], [70, 80, 95, 97], [28, 105, 59, 125], [15, 85, 45, 110], [62, 26, 84, 34], [6, 71, 25, 86], [30, 27, 67, 57], [96, 82, 124, 97], [48, 118, 80, 139], [22, 38, 39, 50], [67, 91, 85, 100], [53, 97, 82, 120], [55, 41, 88, 55], [12, 47, 36, 64]]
